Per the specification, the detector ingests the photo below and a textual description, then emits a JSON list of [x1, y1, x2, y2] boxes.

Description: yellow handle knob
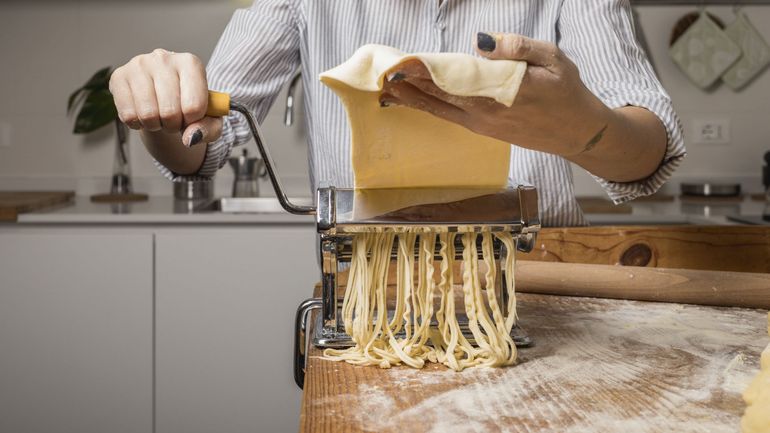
[[206, 91, 231, 117]]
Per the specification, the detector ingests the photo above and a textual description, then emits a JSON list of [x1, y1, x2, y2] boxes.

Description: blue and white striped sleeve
[[557, 0, 686, 204], [155, 0, 301, 181]]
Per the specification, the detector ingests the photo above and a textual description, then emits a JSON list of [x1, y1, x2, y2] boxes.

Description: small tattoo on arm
[[580, 124, 608, 154]]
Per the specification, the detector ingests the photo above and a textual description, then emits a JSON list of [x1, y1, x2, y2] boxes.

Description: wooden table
[[300, 294, 768, 433]]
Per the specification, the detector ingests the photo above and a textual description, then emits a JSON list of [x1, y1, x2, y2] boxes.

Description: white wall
[[0, 0, 310, 197], [575, 6, 770, 195], [0, 1, 768, 197]]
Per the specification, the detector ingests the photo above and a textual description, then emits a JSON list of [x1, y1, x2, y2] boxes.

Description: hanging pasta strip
[[342, 234, 367, 334], [378, 236, 424, 368], [432, 233, 450, 361], [388, 233, 406, 335], [437, 232, 466, 370], [468, 234, 508, 367], [364, 233, 394, 366], [351, 233, 374, 344], [324, 234, 368, 362], [494, 232, 518, 330], [401, 233, 426, 356], [481, 232, 516, 365], [397, 232, 416, 341], [414, 233, 437, 349], [461, 232, 491, 354]]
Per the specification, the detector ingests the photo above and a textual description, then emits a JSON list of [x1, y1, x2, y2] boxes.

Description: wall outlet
[[0, 121, 11, 148], [691, 118, 731, 145]]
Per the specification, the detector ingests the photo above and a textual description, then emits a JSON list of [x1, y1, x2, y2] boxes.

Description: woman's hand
[[109, 49, 223, 175], [380, 33, 613, 158], [109, 49, 222, 147], [380, 32, 668, 183]]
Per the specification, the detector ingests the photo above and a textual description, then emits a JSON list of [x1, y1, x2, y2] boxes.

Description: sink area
[[194, 197, 314, 214]]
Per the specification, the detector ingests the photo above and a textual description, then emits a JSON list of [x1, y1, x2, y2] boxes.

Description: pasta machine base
[[293, 185, 541, 387], [309, 313, 534, 349]]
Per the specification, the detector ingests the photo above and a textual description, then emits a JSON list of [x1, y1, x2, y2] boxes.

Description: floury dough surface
[[741, 313, 770, 433], [305, 295, 769, 433], [319, 44, 527, 190]]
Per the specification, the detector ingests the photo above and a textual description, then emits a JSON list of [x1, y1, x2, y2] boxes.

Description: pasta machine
[[205, 91, 541, 389]]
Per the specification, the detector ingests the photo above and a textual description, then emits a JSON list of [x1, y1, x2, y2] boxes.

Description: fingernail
[[379, 92, 396, 108], [387, 71, 406, 82], [477, 32, 496, 52], [188, 129, 203, 146]]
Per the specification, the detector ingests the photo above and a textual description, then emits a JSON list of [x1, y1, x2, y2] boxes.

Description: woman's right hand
[[109, 49, 222, 147]]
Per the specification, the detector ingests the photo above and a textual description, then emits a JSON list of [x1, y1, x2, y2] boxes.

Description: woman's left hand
[[379, 32, 613, 158]]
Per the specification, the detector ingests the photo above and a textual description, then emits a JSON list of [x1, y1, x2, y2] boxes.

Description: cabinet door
[[155, 227, 317, 433], [0, 232, 153, 433]]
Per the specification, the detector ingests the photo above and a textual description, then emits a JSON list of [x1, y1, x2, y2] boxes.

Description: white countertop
[[9, 195, 768, 226], [585, 196, 767, 226], [15, 196, 315, 225]]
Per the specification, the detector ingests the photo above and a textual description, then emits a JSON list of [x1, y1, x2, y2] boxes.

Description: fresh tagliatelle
[[323, 230, 518, 371]]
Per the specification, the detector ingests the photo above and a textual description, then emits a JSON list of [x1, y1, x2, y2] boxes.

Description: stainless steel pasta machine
[[205, 91, 542, 389]]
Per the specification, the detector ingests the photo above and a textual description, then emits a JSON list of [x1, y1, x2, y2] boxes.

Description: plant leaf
[[82, 66, 112, 90], [68, 88, 87, 114], [73, 89, 118, 134], [68, 66, 112, 115]]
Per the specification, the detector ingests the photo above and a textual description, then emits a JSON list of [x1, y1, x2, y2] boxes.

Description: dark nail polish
[[189, 129, 203, 146], [477, 32, 496, 52], [387, 72, 406, 82]]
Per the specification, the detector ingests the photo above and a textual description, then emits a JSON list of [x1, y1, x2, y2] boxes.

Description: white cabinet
[[154, 227, 318, 433], [0, 232, 153, 433]]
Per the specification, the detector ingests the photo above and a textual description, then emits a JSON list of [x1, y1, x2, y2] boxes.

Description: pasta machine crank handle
[[206, 91, 316, 216], [294, 298, 323, 389]]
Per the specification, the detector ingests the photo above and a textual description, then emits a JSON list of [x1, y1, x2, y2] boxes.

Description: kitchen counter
[[6, 194, 768, 226], [584, 195, 767, 225], [13, 196, 315, 225], [300, 293, 769, 433]]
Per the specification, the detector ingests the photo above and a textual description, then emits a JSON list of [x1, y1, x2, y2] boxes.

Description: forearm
[[141, 130, 207, 176], [567, 106, 667, 183]]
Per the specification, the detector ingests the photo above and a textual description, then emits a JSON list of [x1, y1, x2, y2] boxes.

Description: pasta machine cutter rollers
[[206, 91, 542, 389]]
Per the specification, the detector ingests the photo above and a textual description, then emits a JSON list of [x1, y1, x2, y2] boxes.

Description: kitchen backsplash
[[0, 1, 768, 197]]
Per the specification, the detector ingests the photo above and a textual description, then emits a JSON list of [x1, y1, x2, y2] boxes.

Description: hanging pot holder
[[722, 12, 770, 90], [670, 12, 742, 89]]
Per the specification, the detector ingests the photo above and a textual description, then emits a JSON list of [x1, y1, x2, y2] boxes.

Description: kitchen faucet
[[284, 71, 302, 127]]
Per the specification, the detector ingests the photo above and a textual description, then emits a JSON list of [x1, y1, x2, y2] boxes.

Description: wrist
[[141, 129, 207, 175]]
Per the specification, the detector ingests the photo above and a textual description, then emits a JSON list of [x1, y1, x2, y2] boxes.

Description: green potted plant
[[68, 66, 146, 202]]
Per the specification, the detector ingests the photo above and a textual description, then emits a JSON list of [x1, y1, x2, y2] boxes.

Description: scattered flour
[[310, 296, 769, 433]]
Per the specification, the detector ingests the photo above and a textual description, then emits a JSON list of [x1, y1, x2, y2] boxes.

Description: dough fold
[[320, 44, 527, 190]]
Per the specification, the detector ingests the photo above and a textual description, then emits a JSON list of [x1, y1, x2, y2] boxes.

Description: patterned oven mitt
[[722, 12, 770, 90], [670, 12, 742, 89]]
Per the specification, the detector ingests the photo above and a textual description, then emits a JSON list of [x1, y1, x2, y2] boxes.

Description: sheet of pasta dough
[[320, 44, 526, 189]]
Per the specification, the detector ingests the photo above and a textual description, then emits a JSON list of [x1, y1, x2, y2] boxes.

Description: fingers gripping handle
[[204, 90, 316, 216]]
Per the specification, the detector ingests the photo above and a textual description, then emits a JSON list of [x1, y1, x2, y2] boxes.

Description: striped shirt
[[156, 0, 686, 227]]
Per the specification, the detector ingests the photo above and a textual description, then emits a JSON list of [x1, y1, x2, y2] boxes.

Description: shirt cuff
[[153, 113, 249, 182], [590, 91, 687, 204]]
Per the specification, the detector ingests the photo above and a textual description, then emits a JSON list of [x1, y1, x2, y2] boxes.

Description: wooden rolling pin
[[517, 261, 770, 310]]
